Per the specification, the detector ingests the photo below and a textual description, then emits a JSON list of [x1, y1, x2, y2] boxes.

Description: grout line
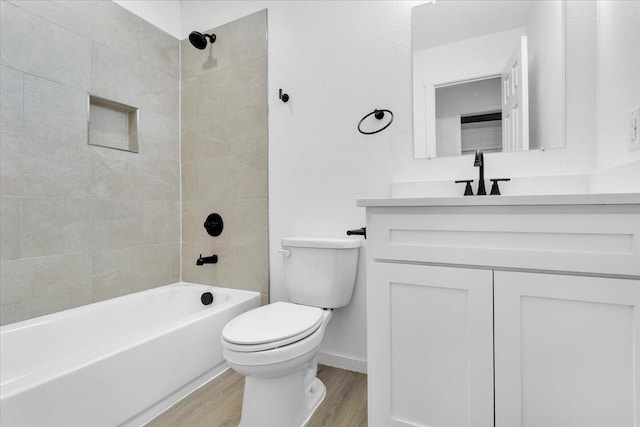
[[178, 41, 183, 282]]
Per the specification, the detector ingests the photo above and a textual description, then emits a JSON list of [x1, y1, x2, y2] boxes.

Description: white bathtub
[[0, 282, 260, 427]]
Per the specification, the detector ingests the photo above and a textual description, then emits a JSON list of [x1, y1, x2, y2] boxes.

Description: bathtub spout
[[196, 254, 218, 265]]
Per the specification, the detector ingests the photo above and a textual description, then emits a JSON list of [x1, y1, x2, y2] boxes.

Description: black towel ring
[[358, 109, 394, 135]]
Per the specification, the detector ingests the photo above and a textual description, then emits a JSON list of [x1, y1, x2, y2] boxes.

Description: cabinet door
[[494, 271, 640, 427], [368, 262, 493, 427]]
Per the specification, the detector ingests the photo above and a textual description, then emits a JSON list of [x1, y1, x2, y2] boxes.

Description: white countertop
[[356, 193, 640, 207]]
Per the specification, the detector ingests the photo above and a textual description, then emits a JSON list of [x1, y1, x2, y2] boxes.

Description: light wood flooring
[[147, 364, 367, 427]]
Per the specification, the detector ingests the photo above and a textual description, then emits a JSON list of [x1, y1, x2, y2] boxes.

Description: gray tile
[[226, 103, 268, 157], [91, 200, 144, 251], [198, 153, 268, 201], [0, 196, 20, 260], [91, 43, 179, 119], [90, 145, 146, 200], [138, 110, 180, 148], [180, 116, 229, 163], [215, 244, 268, 295], [0, 253, 92, 325], [180, 159, 200, 202], [21, 198, 92, 258], [0, 128, 23, 196], [23, 74, 88, 145], [181, 56, 267, 115], [8, 0, 143, 60], [180, 103, 267, 163], [141, 19, 180, 78], [143, 83, 180, 122], [228, 9, 268, 64], [0, 0, 188, 325], [0, 1, 92, 90], [0, 300, 25, 326], [91, 43, 143, 109], [230, 199, 269, 248], [91, 243, 180, 303], [0, 65, 23, 132], [140, 141, 181, 201], [1, 128, 93, 198], [143, 200, 180, 245], [85, 1, 143, 59]]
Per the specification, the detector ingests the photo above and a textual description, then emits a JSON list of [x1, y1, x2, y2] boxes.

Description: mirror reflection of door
[[502, 35, 529, 152], [435, 77, 502, 156], [434, 36, 529, 156]]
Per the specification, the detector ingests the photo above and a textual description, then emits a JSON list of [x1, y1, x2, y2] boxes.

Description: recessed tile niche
[[88, 95, 138, 153]]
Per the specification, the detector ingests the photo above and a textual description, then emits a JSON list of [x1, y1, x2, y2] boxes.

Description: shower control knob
[[204, 213, 224, 236]]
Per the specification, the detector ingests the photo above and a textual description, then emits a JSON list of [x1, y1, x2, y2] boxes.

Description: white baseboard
[[318, 352, 367, 374]]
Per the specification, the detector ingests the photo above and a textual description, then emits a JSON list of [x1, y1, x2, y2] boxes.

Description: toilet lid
[[222, 302, 323, 349]]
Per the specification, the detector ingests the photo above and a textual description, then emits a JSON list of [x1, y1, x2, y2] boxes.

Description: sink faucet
[[474, 149, 487, 195]]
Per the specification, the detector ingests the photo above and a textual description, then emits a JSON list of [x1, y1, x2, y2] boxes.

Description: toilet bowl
[[221, 237, 360, 427], [222, 303, 332, 427]]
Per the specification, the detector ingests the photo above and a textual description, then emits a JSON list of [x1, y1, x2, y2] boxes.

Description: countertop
[[356, 193, 640, 207]]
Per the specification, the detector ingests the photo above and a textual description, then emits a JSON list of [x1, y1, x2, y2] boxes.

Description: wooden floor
[[147, 364, 367, 427]]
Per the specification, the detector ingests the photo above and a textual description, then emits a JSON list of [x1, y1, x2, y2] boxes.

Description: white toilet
[[221, 237, 361, 427]]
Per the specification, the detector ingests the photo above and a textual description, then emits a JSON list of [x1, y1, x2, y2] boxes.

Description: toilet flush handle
[[278, 249, 291, 257]]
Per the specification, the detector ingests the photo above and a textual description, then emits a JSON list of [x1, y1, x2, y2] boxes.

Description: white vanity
[[358, 193, 640, 427]]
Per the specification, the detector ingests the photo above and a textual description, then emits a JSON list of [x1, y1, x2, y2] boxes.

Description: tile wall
[[180, 10, 269, 304], [0, 0, 181, 325]]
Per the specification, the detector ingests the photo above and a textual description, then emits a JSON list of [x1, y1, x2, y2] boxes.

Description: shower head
[[189, 31, 216, 50]]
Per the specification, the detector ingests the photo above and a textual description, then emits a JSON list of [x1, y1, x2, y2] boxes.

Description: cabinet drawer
[[366, 205, 640, 276]]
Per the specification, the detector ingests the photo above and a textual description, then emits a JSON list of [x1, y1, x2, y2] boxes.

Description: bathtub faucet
[[196, 254, 218, 265]]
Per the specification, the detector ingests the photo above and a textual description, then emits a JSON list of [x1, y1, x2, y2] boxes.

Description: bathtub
[[0, 282, 260, 427]]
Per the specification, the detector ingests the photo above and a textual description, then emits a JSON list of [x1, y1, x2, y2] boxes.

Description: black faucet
[[474, 149, 487, 196], [196, 254, 218, 265]]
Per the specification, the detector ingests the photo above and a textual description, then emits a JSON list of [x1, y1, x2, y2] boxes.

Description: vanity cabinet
[[367, 262, 494, 426], [360, 195, 640, 427], [494, 271, 640, 427]]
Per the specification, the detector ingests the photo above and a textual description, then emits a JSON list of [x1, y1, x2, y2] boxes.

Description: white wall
[[591, 0, 640, 191]]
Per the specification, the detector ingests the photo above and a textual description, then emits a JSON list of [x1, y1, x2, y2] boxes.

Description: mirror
[[412, 0, 565, 158]]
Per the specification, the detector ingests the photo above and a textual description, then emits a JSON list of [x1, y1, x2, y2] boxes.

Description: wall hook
[[279, 89, 289, 103]]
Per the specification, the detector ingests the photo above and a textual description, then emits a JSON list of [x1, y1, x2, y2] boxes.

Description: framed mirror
[[412, 0, 565, 159]]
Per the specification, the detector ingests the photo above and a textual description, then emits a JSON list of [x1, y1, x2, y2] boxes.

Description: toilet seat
[[222, 302, 323, 352]]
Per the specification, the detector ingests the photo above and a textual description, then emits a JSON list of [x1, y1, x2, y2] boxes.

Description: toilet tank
[[281, 237, 361, 309]]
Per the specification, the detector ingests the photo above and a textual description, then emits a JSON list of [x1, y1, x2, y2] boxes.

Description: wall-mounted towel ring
[[358, 109, 394, 135]]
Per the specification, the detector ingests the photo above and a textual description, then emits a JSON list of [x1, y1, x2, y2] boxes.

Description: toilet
[[221, 237, 361, 427]]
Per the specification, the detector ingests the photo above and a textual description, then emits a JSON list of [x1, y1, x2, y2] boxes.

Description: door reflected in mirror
[[412, 0, 565, 159]]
